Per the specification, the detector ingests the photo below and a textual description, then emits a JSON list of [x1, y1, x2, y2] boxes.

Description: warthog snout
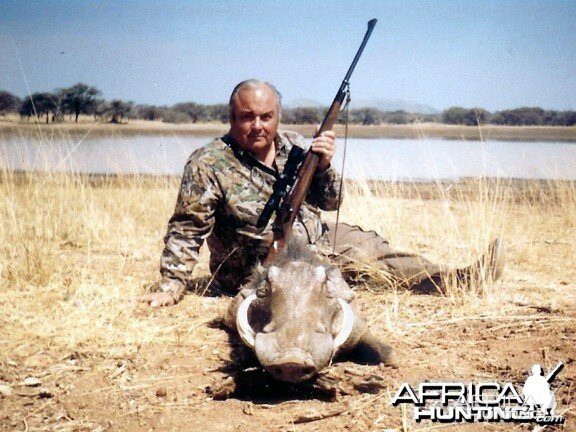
[[267, 350, 317, 382]]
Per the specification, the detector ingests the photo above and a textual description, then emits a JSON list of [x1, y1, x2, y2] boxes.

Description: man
[[140, 79, 504, 307], [522, 364, 556, 414]]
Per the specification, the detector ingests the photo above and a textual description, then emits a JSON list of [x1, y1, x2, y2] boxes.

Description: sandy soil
[[1, 256, 574, 431]]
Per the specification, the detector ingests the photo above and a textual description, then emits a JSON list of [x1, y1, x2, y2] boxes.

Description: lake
[[1, 134, 575, 181]]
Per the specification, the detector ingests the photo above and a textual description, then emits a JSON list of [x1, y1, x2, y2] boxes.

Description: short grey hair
[[228, 79, 282, 121]]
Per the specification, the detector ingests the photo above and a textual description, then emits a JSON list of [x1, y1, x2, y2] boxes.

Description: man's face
[[229, 85, 280, 159]]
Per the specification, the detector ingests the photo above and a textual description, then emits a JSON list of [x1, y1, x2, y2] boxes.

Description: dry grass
[[1, 130, 575, 431], [330, 177, 575, 307], [2, 115, 576, 141], [0, 171, 179, 352]]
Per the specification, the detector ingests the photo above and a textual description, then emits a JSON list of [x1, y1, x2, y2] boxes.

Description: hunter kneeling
[[139, 79, 504, 307]]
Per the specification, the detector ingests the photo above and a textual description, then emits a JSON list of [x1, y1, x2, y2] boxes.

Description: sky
[[1, 0, 575, 112]]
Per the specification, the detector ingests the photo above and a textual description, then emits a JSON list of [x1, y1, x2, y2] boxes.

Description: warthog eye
[[315, 323, 327, 334], [256, 284, 272, 298]]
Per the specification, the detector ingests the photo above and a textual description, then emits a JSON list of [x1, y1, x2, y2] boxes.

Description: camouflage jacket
[[159, 130, 343, 300]]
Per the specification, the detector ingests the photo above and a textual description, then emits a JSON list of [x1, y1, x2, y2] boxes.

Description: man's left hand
[[138, 292, 176, 308], [311, 130, 336, 172]]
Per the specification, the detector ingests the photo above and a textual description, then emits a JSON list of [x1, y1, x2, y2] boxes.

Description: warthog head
[[233, 244, 357, 383]]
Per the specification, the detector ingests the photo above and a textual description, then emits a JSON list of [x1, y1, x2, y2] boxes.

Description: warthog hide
[[224, 242, 392, 383]]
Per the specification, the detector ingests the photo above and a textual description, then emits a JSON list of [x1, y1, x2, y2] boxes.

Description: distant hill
[[286, 97, 438, 114], [285, 98, 325, 108], [350, 98, 439, 114]]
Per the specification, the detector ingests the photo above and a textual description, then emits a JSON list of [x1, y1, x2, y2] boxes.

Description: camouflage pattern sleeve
[[159, 154, 222, 301]]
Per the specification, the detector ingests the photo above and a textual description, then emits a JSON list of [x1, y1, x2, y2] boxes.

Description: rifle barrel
[[316, 19, 377, 137], [343, 19, 378, 84], [263, 19, 378, 263]]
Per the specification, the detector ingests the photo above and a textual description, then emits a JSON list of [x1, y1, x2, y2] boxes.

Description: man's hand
[[138, 292, 176, 308], [311, 130, 336, 172]]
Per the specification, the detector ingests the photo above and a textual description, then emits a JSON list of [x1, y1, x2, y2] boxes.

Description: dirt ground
[[1, 270, 574, 431]]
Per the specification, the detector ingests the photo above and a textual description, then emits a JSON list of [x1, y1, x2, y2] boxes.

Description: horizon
[[1, 1, 575, 112]]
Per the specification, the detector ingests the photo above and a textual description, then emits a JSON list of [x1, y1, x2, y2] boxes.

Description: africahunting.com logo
[[391, 362, 565, 425]]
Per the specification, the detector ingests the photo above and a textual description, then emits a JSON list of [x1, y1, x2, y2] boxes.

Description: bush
[[162, 110, 191, 124]]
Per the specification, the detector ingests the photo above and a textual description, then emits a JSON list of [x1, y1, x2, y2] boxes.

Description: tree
[[442, 106, 490, 126], [108, 100, 134, 124], [172, 102, 206, 123], [556, 111, 576, 126], [136, 104, 164, 121], [288, 107, 324, 124], [206, 104, 229, 123], [442, 107, 470, 125], [381, 110, 408, 124], [19, 92, 57, 123], [162, 109, 191, 123], [91, 99, 108, 121], [62, 83, 102, 123], [351, 108, 382, 125], [50, 88, 67, 122], [564, 111, 576, 126], [492, 107, 544, 126], [0, 91, 21, 115]]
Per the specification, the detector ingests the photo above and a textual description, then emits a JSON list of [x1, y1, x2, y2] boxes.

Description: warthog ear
[[254, 265, 278, 297], [326, 267, 355, 302]]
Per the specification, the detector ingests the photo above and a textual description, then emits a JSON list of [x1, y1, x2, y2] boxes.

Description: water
[[1, 134, 575, 181], [334, 139, 576, 181]]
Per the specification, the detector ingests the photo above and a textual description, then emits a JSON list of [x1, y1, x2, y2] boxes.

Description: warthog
[[224, 242, 393, 383]]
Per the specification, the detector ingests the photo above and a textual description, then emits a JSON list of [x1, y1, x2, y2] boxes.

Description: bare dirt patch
[[2, 286, 574, 431]]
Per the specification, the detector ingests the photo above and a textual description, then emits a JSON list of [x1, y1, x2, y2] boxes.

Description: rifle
[[545, 362, 564, 383], [258, 19, 378, 264]]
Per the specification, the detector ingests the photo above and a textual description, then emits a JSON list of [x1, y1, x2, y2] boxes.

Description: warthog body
[[224, 242, 392, 383]]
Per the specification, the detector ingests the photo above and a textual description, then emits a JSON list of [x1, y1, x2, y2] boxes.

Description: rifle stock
[[263, 19, 377, 264]]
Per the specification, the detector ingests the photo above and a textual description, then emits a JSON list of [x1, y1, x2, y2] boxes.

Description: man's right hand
[[138, 292, 176, 308]]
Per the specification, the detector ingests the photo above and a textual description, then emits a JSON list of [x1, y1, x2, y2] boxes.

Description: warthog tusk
[[238, 294, 354, 353], [236, 293, 257, 348], [333, 298, 355, 352]]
